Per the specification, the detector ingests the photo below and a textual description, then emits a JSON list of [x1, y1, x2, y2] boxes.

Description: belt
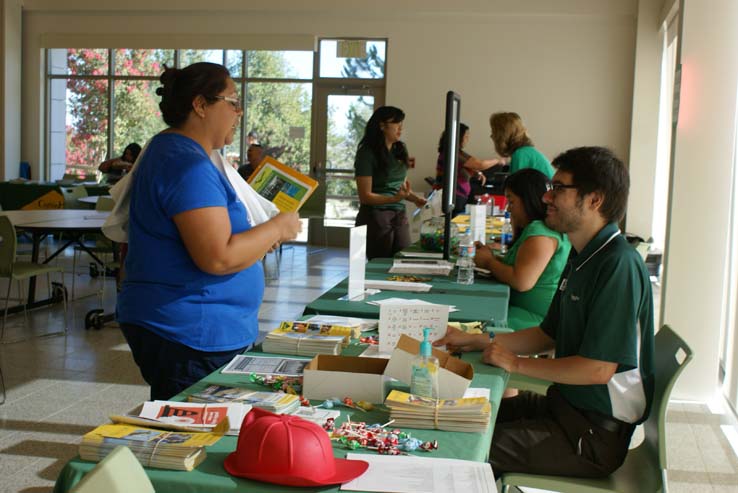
[[579, 409, 629, 434]]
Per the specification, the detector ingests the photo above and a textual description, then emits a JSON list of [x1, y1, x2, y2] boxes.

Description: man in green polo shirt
[[435, 146, 654, 478]]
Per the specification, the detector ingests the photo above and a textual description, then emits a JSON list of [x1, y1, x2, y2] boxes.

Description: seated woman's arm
[[173, 208, 300, 276], [475, 235, 558, 292]]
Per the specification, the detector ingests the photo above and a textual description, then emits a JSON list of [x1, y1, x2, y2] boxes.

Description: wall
[[19, 0, 638, 186], [662, 0, 738, 401], [1, 0, 22, 181]]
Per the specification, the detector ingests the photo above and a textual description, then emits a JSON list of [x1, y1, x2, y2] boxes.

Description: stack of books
[[112, 400, 250, 436], [384, 390, 491, 433], [188, 385, 301, 414], [79, 423, 223, 471], [262, 330, 345, 356]]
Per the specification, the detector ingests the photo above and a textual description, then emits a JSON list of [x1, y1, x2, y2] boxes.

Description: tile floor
[[0, 242, 736, 492]]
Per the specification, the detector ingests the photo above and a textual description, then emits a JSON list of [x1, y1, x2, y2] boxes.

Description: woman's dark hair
[[123, 143, 142, 162], [156, 62, 231, 128], [437, 123, 469, 153], [358, 106, 408, 171], [503, 168, 549, 241]]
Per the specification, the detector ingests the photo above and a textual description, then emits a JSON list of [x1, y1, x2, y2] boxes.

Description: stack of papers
[[305, 315, 378, 332], [112, 400, 250, 436], [364, 279, 433, 292], [389, 259, 454, 276], [384, 390, 491, 432], [262, 331, 345, 356], [221, 355, 310, 377], [188, 385, 301, 414], [79, 423, 221, 471]]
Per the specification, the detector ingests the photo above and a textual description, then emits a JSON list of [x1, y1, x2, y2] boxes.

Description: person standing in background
[[354, 106, 426, 259], [490, 112, 554, 178], [435, 123, 506, 215]]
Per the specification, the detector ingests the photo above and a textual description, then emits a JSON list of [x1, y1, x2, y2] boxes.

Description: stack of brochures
[[304, 315, 378, 333], [262, 330, 345, 356], [79, 423, 222, 471], [389, 259, 455, 276], [188, 385, 301, 414], [384, 390, 491, 432], [111, 400, 250, 436], [276, 320, 360, 340]]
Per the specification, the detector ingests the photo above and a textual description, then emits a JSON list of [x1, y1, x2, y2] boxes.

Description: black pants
[[355, 205, 410, 260], [490, 388, 635, 478], [121, 323, 250, 401]]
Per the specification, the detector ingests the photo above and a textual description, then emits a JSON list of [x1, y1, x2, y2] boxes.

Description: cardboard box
[[384, 334, 474, 399], [303, 355, 391, 404]]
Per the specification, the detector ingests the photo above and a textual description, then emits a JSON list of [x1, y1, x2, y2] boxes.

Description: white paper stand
[[469, 204, 487, 244], [347, 225, 367, 300]]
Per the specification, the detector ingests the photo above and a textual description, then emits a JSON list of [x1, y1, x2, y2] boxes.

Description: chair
[[500, 325, 693, 493], [70, 445, 155, 493], [1, 216, 69, 342], [72, 196, 116, 300], [61, 185, 88, 209]]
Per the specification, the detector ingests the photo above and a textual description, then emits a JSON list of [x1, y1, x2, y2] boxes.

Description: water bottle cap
[[504, 211, 510, 219]]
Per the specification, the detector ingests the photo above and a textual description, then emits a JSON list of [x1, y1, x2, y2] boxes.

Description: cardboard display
[[303, 355, 391, 404], [384, 335, 474, 399]]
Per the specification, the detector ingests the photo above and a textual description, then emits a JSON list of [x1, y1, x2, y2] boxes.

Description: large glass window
[[319, 40, 386, 78]]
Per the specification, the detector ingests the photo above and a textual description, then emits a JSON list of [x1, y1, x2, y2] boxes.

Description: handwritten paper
[[340, 453, 497, 493], [378, 302, 449, 354]]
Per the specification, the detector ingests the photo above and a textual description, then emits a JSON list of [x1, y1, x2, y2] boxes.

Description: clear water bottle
[[456, 233, 475, 285], [500, 211, 513, 255]]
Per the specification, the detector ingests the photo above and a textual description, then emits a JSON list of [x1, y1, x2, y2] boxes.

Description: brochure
[[247, 156, 318, 212], [221, 354, 310, 377]]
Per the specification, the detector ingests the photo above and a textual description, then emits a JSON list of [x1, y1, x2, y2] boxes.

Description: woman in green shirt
[[489, 112, 554, 179], [475, 169, 570, 330], [354, 106, 426, 259]]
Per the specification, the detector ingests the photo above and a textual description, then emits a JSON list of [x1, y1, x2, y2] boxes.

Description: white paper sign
[[378, 303, 449, 354], [469, 204, 487, 244], [348, 225, 367, 300]]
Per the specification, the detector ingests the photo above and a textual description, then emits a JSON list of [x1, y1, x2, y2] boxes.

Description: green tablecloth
[[53, 350, 508, 493], [304, 259, 510, 325]]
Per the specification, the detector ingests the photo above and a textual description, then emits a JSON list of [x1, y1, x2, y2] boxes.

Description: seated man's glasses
[[546, 182, 578, 194]]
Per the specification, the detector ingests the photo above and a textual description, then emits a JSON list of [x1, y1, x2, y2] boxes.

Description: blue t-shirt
[[117, 133, 264, 351]]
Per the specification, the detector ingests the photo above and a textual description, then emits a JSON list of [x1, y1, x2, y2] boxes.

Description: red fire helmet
[[224, 408, 369, 487]]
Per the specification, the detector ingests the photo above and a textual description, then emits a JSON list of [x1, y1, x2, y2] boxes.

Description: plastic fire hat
[[224, 408, 369, 487]]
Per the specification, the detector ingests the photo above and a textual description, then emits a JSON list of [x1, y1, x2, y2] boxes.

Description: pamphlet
[[221, 354, 310, 377], [247, 156, 318, 212]]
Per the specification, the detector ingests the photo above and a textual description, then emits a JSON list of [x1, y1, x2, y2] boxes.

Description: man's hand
[[433, 325, 488, 353], [482, 342, 519, 372]]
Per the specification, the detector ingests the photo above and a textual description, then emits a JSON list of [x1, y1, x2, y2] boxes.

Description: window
[[46, 48, 315, 181]]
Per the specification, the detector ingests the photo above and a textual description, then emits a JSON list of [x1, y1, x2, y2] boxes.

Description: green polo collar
[[571, 222, 621, 271]]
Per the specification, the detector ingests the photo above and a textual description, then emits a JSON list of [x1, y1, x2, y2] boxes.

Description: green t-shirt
[[540, 223, 655, 424], [502, 220, 570, 330], [354, 145, 408, 211], [509, 146, 554, 179]]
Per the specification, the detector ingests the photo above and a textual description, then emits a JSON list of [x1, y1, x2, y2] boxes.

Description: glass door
[[304, 85, 384, 245]]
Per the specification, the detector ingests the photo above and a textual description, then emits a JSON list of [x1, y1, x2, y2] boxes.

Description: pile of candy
[[359, 335, 379, 345], [248, 373, 303, 394], [317, 397, 374, 411], [327, 418, 438, 455]]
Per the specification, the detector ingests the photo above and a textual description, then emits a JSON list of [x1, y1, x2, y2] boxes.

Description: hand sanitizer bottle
[[410, 328, 440, 399]]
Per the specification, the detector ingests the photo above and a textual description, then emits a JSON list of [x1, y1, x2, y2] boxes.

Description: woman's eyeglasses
[[214, 95, 242, 111]]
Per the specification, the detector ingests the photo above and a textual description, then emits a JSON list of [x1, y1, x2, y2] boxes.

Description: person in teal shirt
[[490, 112, 554, 178], [354, 106, 426, 259], [474, 169, 570, 329]]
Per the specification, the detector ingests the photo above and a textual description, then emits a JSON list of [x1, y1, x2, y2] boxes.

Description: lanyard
[[558, 229, 621, 292]]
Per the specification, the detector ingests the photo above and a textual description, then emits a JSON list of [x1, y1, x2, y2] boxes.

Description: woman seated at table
[[98, 142, 141, 184], [489, 112, 554, 178], [434, 123, 506, 216], [474, 169, 570, 330], [117, 62, 301, 400]]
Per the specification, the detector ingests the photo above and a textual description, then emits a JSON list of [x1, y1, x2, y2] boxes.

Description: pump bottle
[[410, 328, 440, 399]]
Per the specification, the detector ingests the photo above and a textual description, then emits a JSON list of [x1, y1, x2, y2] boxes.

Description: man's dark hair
[[552, 146, 629, 223]]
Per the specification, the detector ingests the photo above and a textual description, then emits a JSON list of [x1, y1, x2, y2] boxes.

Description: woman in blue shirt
[[118, 62, 301, 399]]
